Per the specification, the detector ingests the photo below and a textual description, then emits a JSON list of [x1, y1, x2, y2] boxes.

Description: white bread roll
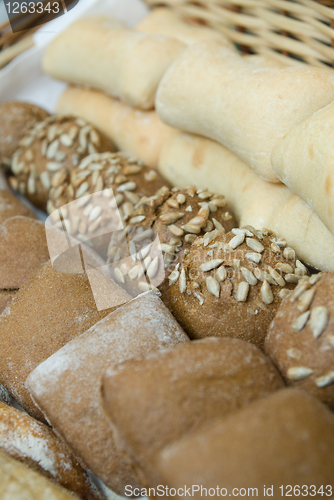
[[43, 16, 185, 110], [158, 132, 334, 271], [156, 40, 334, 182], [271, 101, 334, 237], [56, 87, 177, 168], [137, 7, 234, 47]]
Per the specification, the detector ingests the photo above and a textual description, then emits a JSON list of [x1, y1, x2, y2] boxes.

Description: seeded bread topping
[[168, 226, 304, 348], [0, 101, 49, 167], [265, 272, 334, 408], [9, 115, 114, 211]]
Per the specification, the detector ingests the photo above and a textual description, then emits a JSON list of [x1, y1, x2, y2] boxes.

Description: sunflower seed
[[40, 172, 51, 191], [167, 225, 183, 237], [46, 140, 59, 159], [287, 367, 314, 381], [210, 198, 226, 207], [88, 206, 102, 222], [25, 149, 34, 162], [145, 170, 157, 182], [236, 282, 249, 302], [12, 155, 25, 175], [246, 238, 264, 253], [46, 162, 62, 172], [27, 176, 36, 195], [278, 288, 291, 299], [284, 274, 299, 284], [286, 348, 302, 360], [206, 276, 220, 298], [147, 257, 159, 279], [309, 274, 322, 285], [295, 260, 308, 276], [229, 233, 245, 249], [289, 281, 310, 302], [241, 267, 258, 286], [271, 242, 280, 253], [283, 247, 295, 260], [76, 182, 89, 198], [261, 280, 273, 304], [185, 206, 193, 212], [130, 215, 145, 224], [179, 268, 186, 293], [232, 228, 253, 237], [60, 134, 73, 147], [160, 212, 184, 225], [297, 289, 315, 313], [128, 266, 139, 280], [138, 281, 154, 292], [198, 191, 212, 200], [47, 125, 57, 142], [309, 306, 329, 338], [268, 266, 285, 287], [176, 193, 186, 205], [117, 182, 137, 192], [51, 168, 67, 189], [181, 223, 201, 234], [254, 268, 276, 285], [114, 267, 125, 284], [292, 311, 310, 331], [90, 129, 100, 146], [216, 265, 227, 282], [167, 268, 179, 286], [328, 336, 334, 348], [133, 229, 153, 242], [276, 263, 293, 274], [203, 229, 219, 247], [246, 252, 261, 264], [167, 199, 179, 209], [185, 234, 197, 244], [200, 259, 224, 272], [79, 125, 91, 150], [315, 372, 334, 388]]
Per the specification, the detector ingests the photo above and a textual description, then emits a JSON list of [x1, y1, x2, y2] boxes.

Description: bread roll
[[156, 41, 334, 181], [43, 16, 185, 110], [157, 389, 334, 495], [27, 292, 189, 495], [0, 402, 100, 499], [271, 101, 334, 237], [0, 173, 36, 224], [102, 337, 283, 488], [56, 87, 178, 169], [0, 450, 80, 500], [136, 7, 234, 47], [265, 272, 334, 409], [0, 257, 130, 420], [158, 132, 334, 271]]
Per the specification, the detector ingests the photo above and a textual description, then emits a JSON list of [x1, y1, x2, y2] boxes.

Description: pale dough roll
[[158, 132, 334, 271], [271, 101, 334, 237], [156, 40, 334, 182], [56, 87, 178, 168], [43, 16, 185, 110], [136, 7, 234, 47]]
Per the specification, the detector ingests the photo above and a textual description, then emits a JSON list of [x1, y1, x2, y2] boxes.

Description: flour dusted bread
[[0, 101, 49, 167], [168, 227, 302, 348], [0, 257, 129, 420], [27, 292, 188, 495], [271, 100, 334, 237], [265, 272, 334, 409], [156, 41, 334, 182], [0, 450, 81, 500], [136, 7, 234, 47], [102, 337, 283, 488], [57, 87, 178, 168], [157, 389, 334, 496], [0, 402, 101, 499], [43, 16, 185, 110], [158, 132, 334, 272], [0, 217, 49, 289], [10, 115, 113, 211]]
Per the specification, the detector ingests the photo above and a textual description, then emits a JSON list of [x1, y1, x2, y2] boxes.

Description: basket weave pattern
[[144, 0, 334, 67]]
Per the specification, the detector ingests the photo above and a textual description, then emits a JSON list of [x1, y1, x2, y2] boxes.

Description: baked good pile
[[0, 6, 334, 498]]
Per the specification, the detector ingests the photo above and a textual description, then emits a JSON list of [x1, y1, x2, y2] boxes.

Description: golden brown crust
[[0, 402, 101, 500], [0, 101, 49, 166], [102, 337, 283, 488], [0, 258, 126, 420], [265, 272, 334, 409], [157, 389, 334, 493], [9, 115, 114, 211], [0, 290, 16, 315], [168, 227, 304, 349]]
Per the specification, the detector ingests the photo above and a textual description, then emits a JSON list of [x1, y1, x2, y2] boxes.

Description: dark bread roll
[[0, 101, 49, 167], [168, 226, 304, 348], [9, 115, 114, 211], [157, 389, 334, 496], [265, 272, 334, 409], [102, 337, 283, 488]]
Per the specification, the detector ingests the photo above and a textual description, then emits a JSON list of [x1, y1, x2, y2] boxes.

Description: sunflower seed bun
[[102, 337, 283, 489], [168, 226, 305, 349], [0, 101, 49, 168], [9, 115, 114, 211], [265, 272, 334, 409]]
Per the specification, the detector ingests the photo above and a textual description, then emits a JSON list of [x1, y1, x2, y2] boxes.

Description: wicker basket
[[143, 0, 334, 68]]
